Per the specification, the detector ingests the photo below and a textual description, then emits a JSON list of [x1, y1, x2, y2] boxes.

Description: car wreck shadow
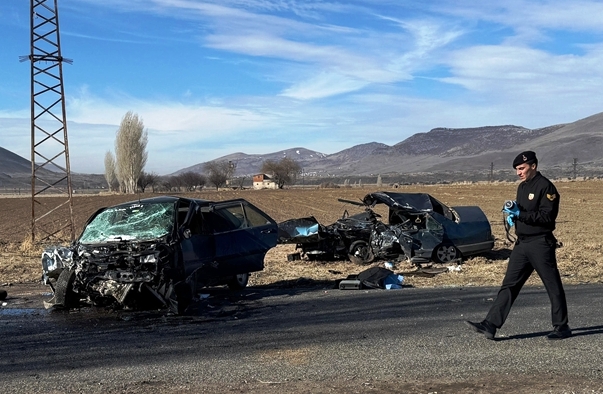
[[42, 280, 346, 322], [254, 278, 338, 291], [181, 275, 414, 318], [171, 279, 340, 319], [481, 247, 512, 261]]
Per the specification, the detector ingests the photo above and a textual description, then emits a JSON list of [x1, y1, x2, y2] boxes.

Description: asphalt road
[[1, 282, 602, 393]]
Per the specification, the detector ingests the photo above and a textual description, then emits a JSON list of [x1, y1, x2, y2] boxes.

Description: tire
[[227, 273, 249, 290], [53, 268, 78, 308], [433, 244, 460, 264], [348, 240, 375, 265]]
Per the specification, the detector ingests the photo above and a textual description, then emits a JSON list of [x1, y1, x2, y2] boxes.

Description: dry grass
[[1, 180, 603, 288]]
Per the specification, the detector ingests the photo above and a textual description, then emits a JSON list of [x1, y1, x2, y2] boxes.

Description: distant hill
[[0, 147, 34, 189], [174, 111, 603, 178], [3, 111, 603, 186], [0, 146, 32, 175], [174, 147, 329, 177], [0, 147, 106, 190]]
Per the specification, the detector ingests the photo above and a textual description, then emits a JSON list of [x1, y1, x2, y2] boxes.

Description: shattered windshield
[[79, 202, 175, 244]]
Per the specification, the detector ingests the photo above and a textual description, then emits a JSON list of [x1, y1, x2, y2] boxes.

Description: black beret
[[513, 151, 538, 168]]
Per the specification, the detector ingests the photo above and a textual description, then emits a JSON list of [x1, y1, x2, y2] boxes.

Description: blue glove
[[503, 205, 520, 217], [506, 214, 515, 227]]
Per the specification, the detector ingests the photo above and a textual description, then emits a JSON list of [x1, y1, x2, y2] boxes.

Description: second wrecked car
[[42, 196, 278, 314], [278, 192, 494, 265]]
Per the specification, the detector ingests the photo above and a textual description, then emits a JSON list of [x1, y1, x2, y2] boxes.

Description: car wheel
[[227, 273, 249, 290], [53, 268, 78, 308], [433, 244, 459, 264], [348, 240, 375, 265]]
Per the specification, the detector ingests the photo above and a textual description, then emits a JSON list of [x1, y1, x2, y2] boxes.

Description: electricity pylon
[[21, 0, 75, 242]]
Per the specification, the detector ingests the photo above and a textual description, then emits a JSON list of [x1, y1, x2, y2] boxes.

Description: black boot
[[465, 320, 496, 340], [546, 324, 572, 340]]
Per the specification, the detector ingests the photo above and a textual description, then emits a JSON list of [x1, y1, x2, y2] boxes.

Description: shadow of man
[[494, 324, 603, 341]]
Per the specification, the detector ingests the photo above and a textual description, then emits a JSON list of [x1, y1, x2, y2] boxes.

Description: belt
[[517, 232, 554, 243]]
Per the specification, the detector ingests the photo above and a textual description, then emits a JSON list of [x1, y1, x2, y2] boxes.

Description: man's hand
[[503, 205, 520, 217]]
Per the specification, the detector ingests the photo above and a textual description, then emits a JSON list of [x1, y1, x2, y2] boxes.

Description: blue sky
[[1, 0, 602, 175]]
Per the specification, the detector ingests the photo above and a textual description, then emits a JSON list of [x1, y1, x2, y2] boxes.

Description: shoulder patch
[[547, 193, 557, 201]]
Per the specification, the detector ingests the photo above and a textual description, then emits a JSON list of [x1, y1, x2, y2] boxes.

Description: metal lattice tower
[[22, 0, 75, 242]]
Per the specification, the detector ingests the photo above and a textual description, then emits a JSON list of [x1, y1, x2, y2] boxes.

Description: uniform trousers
[[485, 234, 569, 328]]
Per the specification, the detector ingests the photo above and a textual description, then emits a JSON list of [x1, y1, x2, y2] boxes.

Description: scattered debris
[[287, 252, 301, 261], [339, 266, 404, 290], [398, 267, 450, 278], [339, 279, 363, 290]]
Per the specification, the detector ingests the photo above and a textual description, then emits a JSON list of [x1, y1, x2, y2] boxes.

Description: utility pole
[[21, 0, 75, 242], [489, 162, 494, 183], [573, 158, 578, 180]]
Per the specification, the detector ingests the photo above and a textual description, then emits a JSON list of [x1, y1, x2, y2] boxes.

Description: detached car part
[[42, 196, 278, 314]]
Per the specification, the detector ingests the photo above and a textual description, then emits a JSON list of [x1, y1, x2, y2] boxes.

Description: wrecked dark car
[[278, 192, 494, 265], [42, 196, 278, 314]]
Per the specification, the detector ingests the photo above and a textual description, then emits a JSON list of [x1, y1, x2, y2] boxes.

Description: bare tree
[[158, 176, 174, 192], [261, 157, 301, 189], [115, 111, 148, 194], [231, 176, 247, 190], [178, 171, 207, 191], [104, 151, 118, 191], [166, 175, 183, 192], [137, 171, 159, 193], [204, 160, 235, 190]]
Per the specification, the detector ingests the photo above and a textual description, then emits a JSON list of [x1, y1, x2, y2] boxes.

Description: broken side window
[[425, 215, 443, 231]]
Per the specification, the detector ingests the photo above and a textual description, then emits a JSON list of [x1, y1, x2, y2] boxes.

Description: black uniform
[[485, 171, 569, 329]]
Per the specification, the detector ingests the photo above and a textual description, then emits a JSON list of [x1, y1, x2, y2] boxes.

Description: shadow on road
[[496, 324, 603, 340]]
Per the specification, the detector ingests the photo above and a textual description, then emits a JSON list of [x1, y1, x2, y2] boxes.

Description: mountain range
[[2, 111, 602, 188], [177, 111, 603, 178], [0, 146, 106, 190]]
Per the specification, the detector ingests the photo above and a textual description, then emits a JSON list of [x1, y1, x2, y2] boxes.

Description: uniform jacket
[[515, 171, 559, 237]]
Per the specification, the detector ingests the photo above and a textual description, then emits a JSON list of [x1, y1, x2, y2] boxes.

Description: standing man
[[465, 151, 571, 340]]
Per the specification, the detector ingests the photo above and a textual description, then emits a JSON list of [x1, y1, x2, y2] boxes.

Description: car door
[[202, 199, 278, 276], [440, 206, 494, 254], [178, 201, 215, 278]]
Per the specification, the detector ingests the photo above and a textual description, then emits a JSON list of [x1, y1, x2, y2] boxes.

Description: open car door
[[201, 199, 278, 276]]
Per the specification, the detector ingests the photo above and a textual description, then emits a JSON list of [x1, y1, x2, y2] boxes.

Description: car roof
[[363, 192, 437, 212], [106, 195, 214, 208]]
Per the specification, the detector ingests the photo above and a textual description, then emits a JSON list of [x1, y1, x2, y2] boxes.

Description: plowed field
[[2, 180, 602, 288]]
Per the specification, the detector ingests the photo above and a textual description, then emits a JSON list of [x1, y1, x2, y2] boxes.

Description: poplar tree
[[114, 111, 148, 194], [104, 151, 117, 191]]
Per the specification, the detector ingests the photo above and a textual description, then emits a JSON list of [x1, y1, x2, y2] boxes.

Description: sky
[[1, 0, 603, 175]]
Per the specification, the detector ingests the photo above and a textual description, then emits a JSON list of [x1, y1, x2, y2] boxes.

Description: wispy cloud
[[280, 72, 369, 99], [2, 0, 603, 174]]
